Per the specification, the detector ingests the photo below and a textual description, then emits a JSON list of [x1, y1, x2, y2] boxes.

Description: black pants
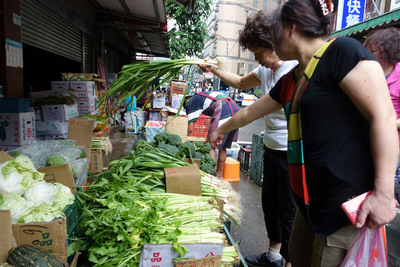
[[262, 146, 297, 261]]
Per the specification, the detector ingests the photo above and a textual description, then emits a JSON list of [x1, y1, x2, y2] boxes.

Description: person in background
[[202, 81, 209, 92], [120, 95, 137, 122], [206, 0, 398, 265], [184, 91, 240, 178], [200, 10, 297, 267], [364, 27, 400, 204]]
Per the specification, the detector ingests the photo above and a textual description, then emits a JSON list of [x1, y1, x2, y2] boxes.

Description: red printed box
[[70, 81, 96, 97], [0, 112, 36, 145], [77, 96, 98, 114], [51, 81, 70, 90]]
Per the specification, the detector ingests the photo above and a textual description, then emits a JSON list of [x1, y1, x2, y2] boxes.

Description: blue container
[[0, 98, 30, 112]]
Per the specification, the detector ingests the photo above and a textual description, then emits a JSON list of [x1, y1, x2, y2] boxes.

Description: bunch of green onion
[[99, 58, 225, 115]]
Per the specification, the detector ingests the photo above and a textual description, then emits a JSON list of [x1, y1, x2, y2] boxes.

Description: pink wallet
[[341, 191, 371, 226]]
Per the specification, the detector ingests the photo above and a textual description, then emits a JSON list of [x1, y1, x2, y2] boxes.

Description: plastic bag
[[340, 226, 387, 267]]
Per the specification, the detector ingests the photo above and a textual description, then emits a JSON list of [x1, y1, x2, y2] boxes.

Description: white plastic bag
[[341, 226, 388, 267]]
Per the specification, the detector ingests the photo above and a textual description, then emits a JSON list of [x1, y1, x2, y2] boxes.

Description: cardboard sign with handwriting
[[12, 218, 68, 262], [165, 164, 201, 196], [139, 243, 224, 267], [175, 255, 222, 267]]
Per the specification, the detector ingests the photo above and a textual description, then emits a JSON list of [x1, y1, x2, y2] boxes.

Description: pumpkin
[[6, 245, 63, 267]]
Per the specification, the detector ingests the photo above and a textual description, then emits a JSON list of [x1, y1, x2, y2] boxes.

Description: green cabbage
[[24, 181, 58, 206], [0, 193, 32, 223], [0, 155, 44, 195]]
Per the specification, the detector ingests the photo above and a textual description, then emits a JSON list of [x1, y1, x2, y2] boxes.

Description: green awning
[[330, 8, 400, 38]]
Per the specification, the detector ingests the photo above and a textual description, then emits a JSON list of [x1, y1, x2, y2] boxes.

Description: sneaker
[[245, 252, 284, 267]]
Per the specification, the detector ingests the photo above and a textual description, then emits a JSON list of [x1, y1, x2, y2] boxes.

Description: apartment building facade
[[202, 0, 279, 90]]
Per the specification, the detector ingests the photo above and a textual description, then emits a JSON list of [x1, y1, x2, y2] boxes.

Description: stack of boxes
[[0, 99, 36, 151], [70, 80, 98, 115]]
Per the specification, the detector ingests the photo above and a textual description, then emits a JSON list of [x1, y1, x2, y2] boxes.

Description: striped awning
[[330, 8, 400, 38]]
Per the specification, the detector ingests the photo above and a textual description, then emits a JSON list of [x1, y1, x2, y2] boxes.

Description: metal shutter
[[21, 0, 82, 63]]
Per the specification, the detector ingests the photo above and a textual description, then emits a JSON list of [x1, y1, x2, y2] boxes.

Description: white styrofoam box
[[149, 111, 162, 121], [42, 104, 79, 121], [70, 81, 96, 97], [36, 134, 68, 141], [171, 94, 185, 109], [0, 112, 36, 145], [0, 145, 20, 152], [36, 121, 69, 135], [29, 106, 42, 121], [216, 142, 240, 160], [152, 94, 166, 109], [51, 81, 70, 90], [77, 96, 97, 114]]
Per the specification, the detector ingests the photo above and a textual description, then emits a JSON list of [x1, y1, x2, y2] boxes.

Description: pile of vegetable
[[152, 132, 217, 175], [0, 155, 74, 224], [8, 140, 88, 180], [69, 141, 241, 266]]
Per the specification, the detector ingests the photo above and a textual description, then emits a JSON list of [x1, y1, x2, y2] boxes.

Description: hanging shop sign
[[336, 0, 366, 30]]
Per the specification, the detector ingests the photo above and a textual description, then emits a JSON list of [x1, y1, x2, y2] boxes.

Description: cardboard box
[[88, 149, 104, 173], [170, 79, 187, 95], [12, 218, 68, 262], [171, 94, 185, 109], [0, 210, 12, 263], [152, 94, 166, 109], [93, 124, 111, 137], [70, 81, 96, 98], [0, 112, 36, 145], [51, 81, 70, 90], [165, 164, 202, 196], [42, 104, 79, 121], [36, 120, 69, 135], [165, 115, 188, 141], [77, 96, 98, 114]]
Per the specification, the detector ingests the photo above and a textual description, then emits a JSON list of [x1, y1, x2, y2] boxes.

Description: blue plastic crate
[[0, 98, 30, 112]]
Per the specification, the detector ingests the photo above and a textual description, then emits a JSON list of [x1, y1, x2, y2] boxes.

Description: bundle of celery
[[99, 58, 224, 115], [71, 141, 241, 266]]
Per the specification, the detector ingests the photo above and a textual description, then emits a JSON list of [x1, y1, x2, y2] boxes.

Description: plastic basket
[[249, 134, 264, 186], [62, 196, 81, 236], [188, 114, 211, 138], [238, 145, 251, 172], [0, 98, 30, 112], [87, 114, 110, 131]]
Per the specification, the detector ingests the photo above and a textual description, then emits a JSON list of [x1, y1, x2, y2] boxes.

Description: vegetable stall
[[0, 57, 246, 266]]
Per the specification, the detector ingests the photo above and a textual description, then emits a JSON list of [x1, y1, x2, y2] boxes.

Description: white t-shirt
[[252, 60, 298, 150]]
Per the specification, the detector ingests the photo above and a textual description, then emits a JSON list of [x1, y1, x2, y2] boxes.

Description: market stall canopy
[[92, 0, 170, 56], [330, 8, 400, 39]]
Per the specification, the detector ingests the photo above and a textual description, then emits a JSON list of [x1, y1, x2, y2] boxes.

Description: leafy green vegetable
[[200, 163, 216, 176]]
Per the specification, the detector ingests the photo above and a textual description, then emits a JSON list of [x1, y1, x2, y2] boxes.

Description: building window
[[263, 0, 267, 10], [253, 0, 258, 8], [248, 64, 254, 73], [244, 9, 248, 17], [249, 52, 255, 61], [240, 62, 245, 69]]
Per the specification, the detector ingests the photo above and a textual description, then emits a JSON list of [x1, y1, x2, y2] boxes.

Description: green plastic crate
[[62, 195, 82, 236], [249, 134, 264, 186]]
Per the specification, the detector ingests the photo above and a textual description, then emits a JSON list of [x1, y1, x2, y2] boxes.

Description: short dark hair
[[273, 0, 332, 48], [238, 10, 274, 51], [364, 27, 400, 65]]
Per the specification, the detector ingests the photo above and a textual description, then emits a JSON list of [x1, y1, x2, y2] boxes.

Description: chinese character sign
[[336, 0, 366, 30]]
